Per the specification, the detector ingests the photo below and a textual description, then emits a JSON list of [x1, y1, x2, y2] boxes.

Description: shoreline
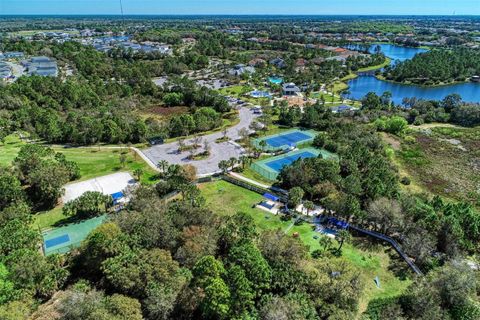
[[373, 75, 478, 88]]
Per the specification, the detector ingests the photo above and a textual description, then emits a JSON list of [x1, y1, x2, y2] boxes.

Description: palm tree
[[157, 160, 169, 173], [228, 157, 238, 170], [336, 229, 352, 254], [319, 236, 333, 253], [218, 160, 229, 174], [303, 200, 315, 216], [259, 140, 267, 152], [239, 155, 249, 169], [133, 168, 143, 181]]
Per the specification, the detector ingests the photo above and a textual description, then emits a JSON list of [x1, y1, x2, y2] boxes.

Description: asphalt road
[[142, 107, 258, 176]]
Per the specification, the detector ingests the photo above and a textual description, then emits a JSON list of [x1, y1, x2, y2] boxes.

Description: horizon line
[[0, 13, 479, 17]]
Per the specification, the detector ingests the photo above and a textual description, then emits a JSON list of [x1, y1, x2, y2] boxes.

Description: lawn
[[0, 134, 25, 166], [30, 147, 159, 230], [0, 134, 158, 185], [310, 92, 342, 103], [33, 206, 67, 231], [55, 147, 158, 184], [357, 57, 392, 72], [218, 85, 245, 96], [240, 166, 275, 186], [1, 134, 159, 230], [199, 180, 411, 313]]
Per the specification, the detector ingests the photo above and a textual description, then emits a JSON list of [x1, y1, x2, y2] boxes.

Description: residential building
[[282, 83, 301, 96], [4, 52, 24, 59], [228, 64, 255, 76], [0, 62, 12, 79], [28, 56, 58, 77], [270, 58, 287, 69]]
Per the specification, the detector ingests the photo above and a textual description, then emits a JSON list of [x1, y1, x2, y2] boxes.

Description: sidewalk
[[228, 172, 271, 189]]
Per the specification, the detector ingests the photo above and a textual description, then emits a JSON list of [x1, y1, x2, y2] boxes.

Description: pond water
[[345, 44, 480, 104]]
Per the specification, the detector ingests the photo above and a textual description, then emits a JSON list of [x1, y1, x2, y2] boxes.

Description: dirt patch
[[381, 133, 401, 150], [148, 106, 189, 117]]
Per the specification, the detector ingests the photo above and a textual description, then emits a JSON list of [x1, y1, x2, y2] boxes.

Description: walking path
[[229, 172, 271, 189]]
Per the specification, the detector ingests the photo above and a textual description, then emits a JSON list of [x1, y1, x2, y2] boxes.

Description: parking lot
[[142, 107, 258, 176]]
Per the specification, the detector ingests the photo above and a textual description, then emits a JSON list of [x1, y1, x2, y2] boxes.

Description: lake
[[370, 44, 428, 63], [345, 44, 480, 104]]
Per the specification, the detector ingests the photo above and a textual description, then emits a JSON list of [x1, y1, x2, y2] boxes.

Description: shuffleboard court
[[44, 234, 70, 248], [254, 129, 317, 151], [42, 215, 107, 255]]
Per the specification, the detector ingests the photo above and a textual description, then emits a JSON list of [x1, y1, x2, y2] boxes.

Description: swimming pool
[[250, 90, 271, 98], [268, 76, 283, 85]]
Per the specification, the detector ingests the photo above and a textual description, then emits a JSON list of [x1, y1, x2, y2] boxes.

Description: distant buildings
[[0, 62, 12, 80], [24, 56, 58, 77], [3, 52, 24, 59], [331, 105, 357, 113], [89, 37, 171, 54]]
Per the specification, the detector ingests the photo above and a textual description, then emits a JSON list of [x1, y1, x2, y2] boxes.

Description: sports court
[[254, 129, 316, 151], [251, 147, 337, 180], [42, 215, 107, 255], [62, 172, 136, 203]]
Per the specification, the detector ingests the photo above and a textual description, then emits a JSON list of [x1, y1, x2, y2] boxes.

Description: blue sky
[[1, 0, 479, 15]]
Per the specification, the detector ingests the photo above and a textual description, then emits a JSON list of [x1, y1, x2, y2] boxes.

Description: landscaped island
[[383, 48, 480, 85]]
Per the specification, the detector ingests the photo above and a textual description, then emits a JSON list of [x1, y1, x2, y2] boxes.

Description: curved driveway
[[142, 107, 258, 176]]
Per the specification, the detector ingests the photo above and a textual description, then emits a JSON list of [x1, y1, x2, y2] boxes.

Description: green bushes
[[374, 116, 408, 135], [63, 191, 112, 219]]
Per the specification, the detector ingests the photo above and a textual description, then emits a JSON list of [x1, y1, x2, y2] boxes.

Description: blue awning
[[263, 193, 279, 202], [111, 192, 124, 201]]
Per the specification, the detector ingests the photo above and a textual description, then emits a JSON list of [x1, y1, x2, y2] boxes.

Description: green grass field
[[1, 134, 159, 230], [199, 180, 411, 312], [357, 57, 392, 72], [0, 134, 158, 184], [311, 92, 343, 103]]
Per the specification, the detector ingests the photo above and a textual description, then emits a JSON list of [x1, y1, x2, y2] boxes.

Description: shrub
[[63, 191, 112, 219], [400, 176, 411, 185]]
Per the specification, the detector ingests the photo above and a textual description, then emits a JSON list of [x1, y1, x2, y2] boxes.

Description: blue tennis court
[[265, 131, 312, 148], [45, 234, 70, 248], [254, 129, 317, 151], [251, 148, 337, 180], [265, 150, 318, 171]]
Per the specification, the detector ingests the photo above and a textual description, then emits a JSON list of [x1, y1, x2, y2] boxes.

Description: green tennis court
[[42, 215, 107, 255], [251, 147, 337, 180]]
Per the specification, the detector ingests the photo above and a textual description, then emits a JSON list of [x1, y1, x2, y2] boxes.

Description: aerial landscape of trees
[[383, 48, 480, 85], [0, 14, 480, 320]]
